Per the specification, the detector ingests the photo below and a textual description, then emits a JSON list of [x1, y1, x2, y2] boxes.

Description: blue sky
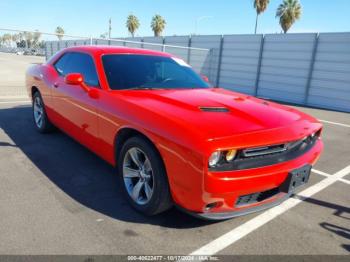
[[0, 0, 349, 38]]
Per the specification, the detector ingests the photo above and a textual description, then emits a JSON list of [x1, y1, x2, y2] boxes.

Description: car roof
[[63, 45, 172, 57]]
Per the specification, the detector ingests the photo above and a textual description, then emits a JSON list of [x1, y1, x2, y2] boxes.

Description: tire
[[118, 136, 172, 216], [32, 91, 54, 133]]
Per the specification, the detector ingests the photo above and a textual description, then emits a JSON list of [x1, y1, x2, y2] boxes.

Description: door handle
[[53, 82, 59, 88]]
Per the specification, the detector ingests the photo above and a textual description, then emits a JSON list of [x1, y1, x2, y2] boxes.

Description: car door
[[51, 52, 101, 153]]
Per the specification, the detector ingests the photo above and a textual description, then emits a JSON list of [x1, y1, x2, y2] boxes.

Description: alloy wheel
[[123, 147, 154, 205], [33, 96, 44, 129]]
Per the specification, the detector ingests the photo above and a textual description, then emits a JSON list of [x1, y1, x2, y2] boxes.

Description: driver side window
[[155, 60, 191, 82]]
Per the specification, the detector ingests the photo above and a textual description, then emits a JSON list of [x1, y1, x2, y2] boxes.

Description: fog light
[[209, 151, 221, 167], [225, 149, 237, 162], [205, 202, 219, 211]]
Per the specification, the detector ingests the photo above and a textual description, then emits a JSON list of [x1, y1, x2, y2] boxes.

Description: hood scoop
[[199, 106, 230, 112]]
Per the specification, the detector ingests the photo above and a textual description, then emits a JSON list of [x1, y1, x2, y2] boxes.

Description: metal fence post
[[304, 33, 319, 105], [162, 37, 166, 52], [254, 34, 265, 97], [187, 35, 192, 64], [215, 35, 224, 87]]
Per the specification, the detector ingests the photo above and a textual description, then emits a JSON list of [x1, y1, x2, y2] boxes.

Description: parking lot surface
[[0, 53, 349, 256], [0, 53, 44, 98]]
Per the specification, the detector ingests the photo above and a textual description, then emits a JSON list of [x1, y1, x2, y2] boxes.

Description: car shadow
[[342, 245, 350, 252], [302, 198, 350, 221], [0, 105, 214, 228], [300, 197, 350, 252], [320, 222, 350, 240], [0, 141, 17, 147]]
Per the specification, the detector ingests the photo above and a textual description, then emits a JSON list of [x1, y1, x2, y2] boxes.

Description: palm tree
[[126, 14, 140, 37], [151, 15, 166, 37], [254, 0, 270, 34], [276, 0, 302, 33], [55, 26, 65, 40]]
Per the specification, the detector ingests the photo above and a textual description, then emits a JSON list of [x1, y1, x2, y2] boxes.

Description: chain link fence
[[0, 28, 212, 99], [45, 36, 213, 79], [1, 28, 349, 113]]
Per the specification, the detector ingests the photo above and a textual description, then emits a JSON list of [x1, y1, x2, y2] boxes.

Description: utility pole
[[108, 18, 112, 39]]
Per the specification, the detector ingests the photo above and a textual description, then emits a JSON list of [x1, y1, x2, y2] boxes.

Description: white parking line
[[312, 169, 331, 177], [0, 100, 31, 104], [339, 178, 350, 185], [319, 119, 350, 128], [190, 165, 350, 256], [312, 169, 350, 186]]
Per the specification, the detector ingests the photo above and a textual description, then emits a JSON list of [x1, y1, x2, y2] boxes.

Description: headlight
[[208, 151, 221, 167], [225, 149, 237, 162], [209, 149, 237, 167]]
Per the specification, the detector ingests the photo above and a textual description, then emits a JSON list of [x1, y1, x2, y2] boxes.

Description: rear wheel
[[32, 92, 54, 133], [118, 136, 172, 215]]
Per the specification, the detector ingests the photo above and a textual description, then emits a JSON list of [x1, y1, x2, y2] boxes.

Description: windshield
[[102, 54, 211, 90]]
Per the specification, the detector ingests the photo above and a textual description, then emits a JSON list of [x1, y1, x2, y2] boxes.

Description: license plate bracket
[[281, 165, 312, 194]]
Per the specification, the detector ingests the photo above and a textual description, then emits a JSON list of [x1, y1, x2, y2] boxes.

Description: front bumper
[[179, 192, 290, 220], [176, 138, 323, 220]]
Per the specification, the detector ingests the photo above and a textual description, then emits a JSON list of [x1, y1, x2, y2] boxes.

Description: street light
[[194, 16, 213, 35]]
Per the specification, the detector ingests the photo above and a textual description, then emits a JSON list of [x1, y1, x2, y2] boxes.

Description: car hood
[[114, 88, 321, 147]]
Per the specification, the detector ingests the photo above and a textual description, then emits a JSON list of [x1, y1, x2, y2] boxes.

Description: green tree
[[276, 0, 302, 33], [126, 14, 140, 37], [33, 30, 42, 46], [100, 32, 108, 39], [38, 40, 46, 49], [254, 0, 270, 34], [23, 31, 33, 48], [2, 33, 12, 46], [151, 14, 166, 37], [18, 32, 24, 41], [11, 34, 19, 44], [55, 26, 65, 40]]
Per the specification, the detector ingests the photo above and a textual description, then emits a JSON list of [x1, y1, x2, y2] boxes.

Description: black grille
[[242, 144, 286, 157], [236, 187, 280, 207]]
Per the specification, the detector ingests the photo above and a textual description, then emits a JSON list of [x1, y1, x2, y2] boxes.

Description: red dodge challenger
[[26, 46, 323, 220]]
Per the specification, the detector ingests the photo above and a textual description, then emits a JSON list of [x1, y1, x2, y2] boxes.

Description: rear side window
[[54, 52, 99, 87], [54, 53, 70, 76]]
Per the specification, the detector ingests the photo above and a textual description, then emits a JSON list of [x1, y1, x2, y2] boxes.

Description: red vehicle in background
[[26, 46, 323, 220]]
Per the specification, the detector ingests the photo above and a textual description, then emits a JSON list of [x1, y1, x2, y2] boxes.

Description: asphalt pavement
[[0, 52, 348, 257]]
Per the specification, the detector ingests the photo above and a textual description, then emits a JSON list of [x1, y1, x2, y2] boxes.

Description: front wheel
[[32, 92, 54, 133], [118, 136, 172, 216]]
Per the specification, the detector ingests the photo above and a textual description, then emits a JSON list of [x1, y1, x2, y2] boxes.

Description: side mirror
[[201, 74, 210, 83], [65, 73, 84, 85], [64, 73, 89, 92]]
